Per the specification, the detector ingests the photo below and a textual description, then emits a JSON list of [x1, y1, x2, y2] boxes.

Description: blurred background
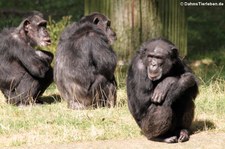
[[0, 0, 224, 83]]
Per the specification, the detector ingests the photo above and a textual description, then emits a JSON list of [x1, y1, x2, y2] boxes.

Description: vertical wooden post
[[84, 0, 187, 60]]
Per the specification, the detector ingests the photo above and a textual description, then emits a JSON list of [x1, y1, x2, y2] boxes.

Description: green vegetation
[[46, 16, 72, 54], [0, 0, 83, 28]]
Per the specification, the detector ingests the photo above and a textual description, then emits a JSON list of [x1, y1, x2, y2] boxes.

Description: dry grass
[[0, 85, 139, 147], [0, 79, 225, 147]]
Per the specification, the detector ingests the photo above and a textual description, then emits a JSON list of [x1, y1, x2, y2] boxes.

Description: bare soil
[[4, 131, 225, 149]]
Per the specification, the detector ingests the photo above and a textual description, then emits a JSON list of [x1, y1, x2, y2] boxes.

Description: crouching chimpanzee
[[127, 38, 198, 143], [54, 12, 117, 110], [0, 12, 53, 105]]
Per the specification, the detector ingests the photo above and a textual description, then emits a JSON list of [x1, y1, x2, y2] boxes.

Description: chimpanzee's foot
[[178, 129, 189, 142], [164, 136, 178, 143], [163, 129, 189, 143]]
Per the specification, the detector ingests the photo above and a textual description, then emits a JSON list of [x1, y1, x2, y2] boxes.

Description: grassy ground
[[0, 85, 139, 147], [0, 75, 225, 147]]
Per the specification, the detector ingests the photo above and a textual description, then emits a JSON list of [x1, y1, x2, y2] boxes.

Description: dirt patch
[[4, 131, 225, 149]]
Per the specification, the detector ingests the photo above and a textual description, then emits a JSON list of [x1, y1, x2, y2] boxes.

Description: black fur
[[54, 13, 117, 109], [0, 13, 53, 105], [127, 38, 198, 143]]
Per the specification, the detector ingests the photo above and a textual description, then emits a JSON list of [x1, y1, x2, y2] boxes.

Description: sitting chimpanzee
[[54, 12, 117, 109], [0, 12, 53, 105], [127, 38, 198, 143]]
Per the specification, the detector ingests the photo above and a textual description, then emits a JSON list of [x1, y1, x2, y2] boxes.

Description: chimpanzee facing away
[[127, 38, 198, 143], [0, 12, 53, 105], [54, 12, 117, 109]]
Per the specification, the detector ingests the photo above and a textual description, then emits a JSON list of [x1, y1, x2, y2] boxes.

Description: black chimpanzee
[[0, 12, 53, 105], [54, 12, 117, 110], [127, 38, 198, 143]]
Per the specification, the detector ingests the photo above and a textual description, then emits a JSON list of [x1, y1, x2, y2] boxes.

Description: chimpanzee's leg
[[5, 67, 53, 105]]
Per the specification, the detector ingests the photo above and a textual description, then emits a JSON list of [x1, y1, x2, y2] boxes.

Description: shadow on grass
[[191, 119, 216, 134], [38, 94, 62, 104]]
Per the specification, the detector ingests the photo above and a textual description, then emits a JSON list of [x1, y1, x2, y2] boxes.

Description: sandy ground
[[3, 131, 225, 149]]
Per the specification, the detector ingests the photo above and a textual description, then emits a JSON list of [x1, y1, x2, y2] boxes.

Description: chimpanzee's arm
[[91, 37, 117, 81], [127, 56, 153, 122], [35, 50, 54, 64], [162, 72, 198, 106], [151, 77, 178, 104], [15, 47, 50, 78]]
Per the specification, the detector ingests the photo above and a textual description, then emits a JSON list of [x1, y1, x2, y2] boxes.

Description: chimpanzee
[[127, 38, 198, 143], [0, 12, 53, 105], [54, 12, 117, 109]]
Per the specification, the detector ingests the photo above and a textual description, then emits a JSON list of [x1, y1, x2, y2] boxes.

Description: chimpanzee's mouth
[[41, 37, 51, 45], [148, 73, 160, 81], [39, 39, 51, 47], [44, 39, 51, 45], [147, 67, 161, 81]]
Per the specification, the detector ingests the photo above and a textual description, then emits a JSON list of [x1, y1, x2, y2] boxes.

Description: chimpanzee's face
[[24, 15, 51, 47], [140, 40, 178, 81]]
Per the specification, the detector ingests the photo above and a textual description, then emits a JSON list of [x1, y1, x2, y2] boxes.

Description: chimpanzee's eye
[[38, 22, 47, 28]]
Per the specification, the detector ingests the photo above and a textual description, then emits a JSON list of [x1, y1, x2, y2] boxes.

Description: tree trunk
[[158, 0, 187, 56], [84, 0, 187, 61]]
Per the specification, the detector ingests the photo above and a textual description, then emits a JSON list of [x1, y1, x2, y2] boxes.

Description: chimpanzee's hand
[[152, 77, 177, 104]]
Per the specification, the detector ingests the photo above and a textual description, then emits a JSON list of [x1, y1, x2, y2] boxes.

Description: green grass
[[0, 74, 225, 147]]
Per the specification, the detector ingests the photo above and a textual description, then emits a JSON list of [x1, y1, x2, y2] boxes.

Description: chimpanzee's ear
[[139, 42, 147, 56], [138, 47, 147, 60], [93, 17, 100, 25], [171, 46, 179, 59], [23, 19, 31, 32], [140, 47, 147, 55], [16, 19, 30, 33]]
